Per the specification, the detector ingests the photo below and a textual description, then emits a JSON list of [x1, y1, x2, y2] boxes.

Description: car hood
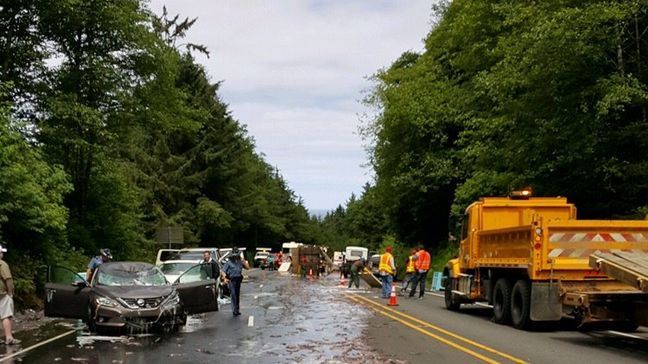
[[93, 285, 174, 299]]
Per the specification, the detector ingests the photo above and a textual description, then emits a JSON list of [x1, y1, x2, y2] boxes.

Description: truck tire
[[511, 279, 532, 330], [492, 278, 512, 324], [444, 276, 460, 311]]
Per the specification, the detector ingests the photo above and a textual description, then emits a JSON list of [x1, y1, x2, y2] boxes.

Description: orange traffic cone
[[339, 275, 346, 287], [388, 285, 398, 306]]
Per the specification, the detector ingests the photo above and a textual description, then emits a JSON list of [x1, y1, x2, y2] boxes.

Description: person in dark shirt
[[348, 258, 365, 289], [200, 251, 220, 280]]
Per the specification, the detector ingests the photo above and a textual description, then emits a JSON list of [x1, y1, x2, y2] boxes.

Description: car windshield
[[159, 262, 195, 275], [97, 265, 167, 286]]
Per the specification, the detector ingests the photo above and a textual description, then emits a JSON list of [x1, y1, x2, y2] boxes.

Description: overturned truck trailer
[[292, 245, 332, 276]]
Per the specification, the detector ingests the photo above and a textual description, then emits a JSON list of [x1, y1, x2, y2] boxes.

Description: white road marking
[[0, 329, 77, 362], [248, 315, 254, 327], [607, 331, 647, 340]]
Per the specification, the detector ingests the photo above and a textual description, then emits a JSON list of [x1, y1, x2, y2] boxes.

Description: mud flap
[[530, 282, 562, 321]]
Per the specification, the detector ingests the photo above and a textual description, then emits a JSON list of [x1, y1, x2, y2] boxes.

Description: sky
[[148, 0, 433, 212]]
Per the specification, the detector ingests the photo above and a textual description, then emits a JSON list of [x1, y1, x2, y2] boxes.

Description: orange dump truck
[[444, 191, 648, 330]]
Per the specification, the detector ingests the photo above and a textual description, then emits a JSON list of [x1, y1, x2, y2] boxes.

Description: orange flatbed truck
[[443, 191, 648, 330]]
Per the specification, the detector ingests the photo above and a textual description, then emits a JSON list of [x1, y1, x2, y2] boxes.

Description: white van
[[344, 246, 368, 262], [281, 242, 302, 257]]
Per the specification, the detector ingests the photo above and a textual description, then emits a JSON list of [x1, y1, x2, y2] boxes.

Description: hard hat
[[100, 248, 113, 259]]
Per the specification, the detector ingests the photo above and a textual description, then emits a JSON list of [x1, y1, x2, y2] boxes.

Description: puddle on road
[[181, 313, 211, 333], [227, 274, 392, 363]]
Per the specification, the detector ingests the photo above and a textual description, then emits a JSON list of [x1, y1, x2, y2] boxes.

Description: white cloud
[[148, 0, 433, 210]]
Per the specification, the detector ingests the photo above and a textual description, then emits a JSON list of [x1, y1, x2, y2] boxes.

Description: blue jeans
[[409, 271, 428, 298], [381, 274, 393, 298], [228, 276, 243, 314]]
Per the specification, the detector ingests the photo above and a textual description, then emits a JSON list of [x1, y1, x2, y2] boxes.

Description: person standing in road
[[348, 258, 365, 289], [86, 248, 112, 282], [409, 245, 431, 299], [379, 246, 396, 298], [200, 251, 220, 280], [0, 245, 20, 345], [221, 247, 249, 316], [399, 249, 417, 296]]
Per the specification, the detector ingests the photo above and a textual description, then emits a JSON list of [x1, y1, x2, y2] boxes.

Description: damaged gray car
[[44, 262, 219, 333]]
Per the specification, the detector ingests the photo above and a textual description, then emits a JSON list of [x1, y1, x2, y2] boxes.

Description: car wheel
[[511, 279, 532, 330], [492, 278, 512, 325], [86, 306, 97, 332]]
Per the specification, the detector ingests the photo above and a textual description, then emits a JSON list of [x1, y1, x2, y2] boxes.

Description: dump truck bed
[[590, 250, 648, 292]]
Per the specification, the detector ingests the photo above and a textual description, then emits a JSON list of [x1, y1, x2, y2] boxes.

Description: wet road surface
[[4, 271, 648, 363], [3, 269, 388, 364]]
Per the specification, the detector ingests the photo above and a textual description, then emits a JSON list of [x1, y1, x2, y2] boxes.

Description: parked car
[[44, 262, 219, 333], [155, 249, 180, 266], [369, 254, 381, 277], [158, 260, 201, 283], [254, 252, 270, 268]]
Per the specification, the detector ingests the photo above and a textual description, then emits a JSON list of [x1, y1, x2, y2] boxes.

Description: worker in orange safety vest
[[408, 245, 431, 299], [379, 246, 396, 299]]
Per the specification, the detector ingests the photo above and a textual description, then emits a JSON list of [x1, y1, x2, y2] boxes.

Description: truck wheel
[[511, 279, 532, 330], [492, 278, 512, 325], [444, 273, 460, 311]]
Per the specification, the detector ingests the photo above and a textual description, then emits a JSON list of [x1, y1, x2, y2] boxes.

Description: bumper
[[93, 302, 185, 329]]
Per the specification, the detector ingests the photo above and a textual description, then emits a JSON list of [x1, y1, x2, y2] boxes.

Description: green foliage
[[322, 1, 648, 259], [0, 1, 320, 309], [344, 0, 648, 253]]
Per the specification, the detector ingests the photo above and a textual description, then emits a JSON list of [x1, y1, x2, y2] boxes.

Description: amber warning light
[[510, 188, 533, 199]]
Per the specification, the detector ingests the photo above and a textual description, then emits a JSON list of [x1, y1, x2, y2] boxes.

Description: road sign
[[156, 225, 184, 248]]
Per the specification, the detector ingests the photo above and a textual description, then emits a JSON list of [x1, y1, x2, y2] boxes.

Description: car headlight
[[96, 296, 118, 307]]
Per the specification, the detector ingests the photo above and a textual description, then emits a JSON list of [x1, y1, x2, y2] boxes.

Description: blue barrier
[[431, 271, 443, 291]]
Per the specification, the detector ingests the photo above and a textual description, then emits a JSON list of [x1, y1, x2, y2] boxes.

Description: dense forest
[[5, 0, 648, 307], [320, 0, 648, 259], [0, 0, 319, 307]]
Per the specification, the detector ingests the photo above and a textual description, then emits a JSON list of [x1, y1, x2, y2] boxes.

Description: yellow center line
[[351, 294, 527, 364], [348, 296, 501, 364]]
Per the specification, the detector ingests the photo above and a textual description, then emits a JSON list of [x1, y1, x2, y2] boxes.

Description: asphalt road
[[0, 269, 385, 364], [2, 271, 648, 363], [351, 285, 648, 364]]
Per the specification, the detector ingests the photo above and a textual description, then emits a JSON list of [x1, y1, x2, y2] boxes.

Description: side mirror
[[72, 280, 87, 287]]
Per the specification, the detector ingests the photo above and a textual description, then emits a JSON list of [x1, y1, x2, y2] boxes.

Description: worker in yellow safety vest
[[399, 249, 417, 296], [379, 246, 396, 299], [409, 246, 431, 299]]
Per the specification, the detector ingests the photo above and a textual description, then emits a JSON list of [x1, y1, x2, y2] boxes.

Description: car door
[[44, 266, 90, 319], [174, 264, 219, 314]]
